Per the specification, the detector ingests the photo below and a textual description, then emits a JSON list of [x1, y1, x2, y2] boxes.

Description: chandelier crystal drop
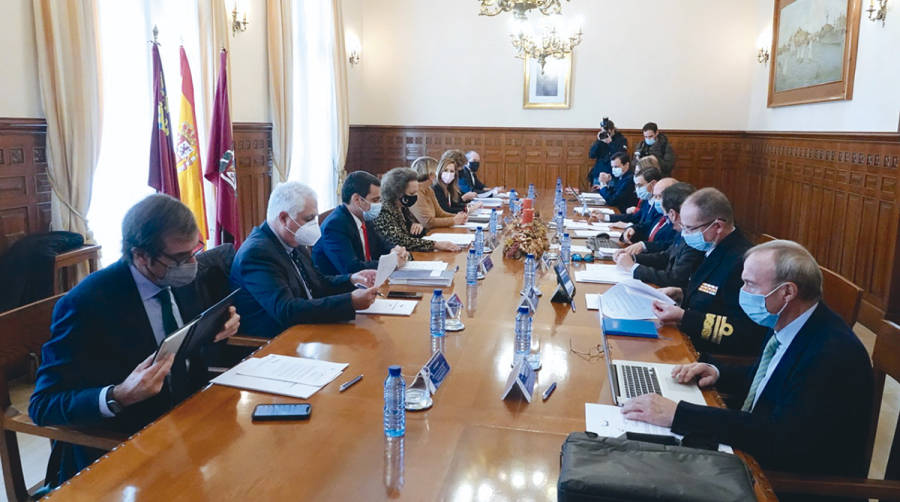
[[511, 25, 583, 71], [478, 0, 569, 20]]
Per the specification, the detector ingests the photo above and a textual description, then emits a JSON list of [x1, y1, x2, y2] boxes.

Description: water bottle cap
[[433, 289, 443, 296], [563, 233, 570, 238], [491, 208, 496, 213], [476, 226, 483, 230], [469, 248, 475, 254], [518, 306, 530, 314], [388, 365, 401, 376], [526, 253, 534, 259]]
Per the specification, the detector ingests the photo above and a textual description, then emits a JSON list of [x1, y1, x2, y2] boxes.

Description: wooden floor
[[3, 323, 896, 502]]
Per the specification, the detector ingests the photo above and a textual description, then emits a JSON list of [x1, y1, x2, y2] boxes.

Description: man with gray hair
[[652, 187, 767, 355], [458, 150, 503, 196], [230, 181, 378, 338], [623, 240, 873, 492]]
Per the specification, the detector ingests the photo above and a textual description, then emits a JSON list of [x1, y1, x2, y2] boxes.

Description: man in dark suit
[[652, 187, 768, 356], [607, 167, 662, 227], [624, 241, 873, 501], [593, 152, 638, 213], [29, 195, 240, 486], [313, 171, 408, 275], [615, 182, 704, 289], [231, 181, 378, 338], [609, 177, 678, 249]]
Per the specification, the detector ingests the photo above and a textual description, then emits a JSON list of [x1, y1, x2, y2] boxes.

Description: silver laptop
[[601, 328, 707, 406]]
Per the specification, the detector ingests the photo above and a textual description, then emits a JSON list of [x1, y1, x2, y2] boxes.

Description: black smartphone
[[387, 291, 423, 299], [252, 403, 311, 421]]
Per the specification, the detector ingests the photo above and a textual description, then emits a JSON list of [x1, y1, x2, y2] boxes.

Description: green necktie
[[741, 335, 781, 412], [154, 288, 179, 337]]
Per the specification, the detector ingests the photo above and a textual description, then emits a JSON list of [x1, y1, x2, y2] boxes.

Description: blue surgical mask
[[363, 202, 382, 221], [651, 198, 664, 214], [645, 137, 656, 146], [611, 167, 623, 178], [682, 221, 716, 252], [739, 283, 788, 328], [635, 185, 651, 201]]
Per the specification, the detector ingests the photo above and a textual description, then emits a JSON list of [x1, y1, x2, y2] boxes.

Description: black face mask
[[400, 194, 418, 207], [468, 161, 480, 172]]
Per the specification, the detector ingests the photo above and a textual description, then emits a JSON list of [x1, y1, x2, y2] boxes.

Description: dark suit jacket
[[312, 204, 390, 275], [28, 259, 209, 485], [458, 166, 485, 193], [678, 228, 768, 356], [673, 303, 873, 497], [633, 235, 704, 289], [597, 172, 638, 213], [433, 182, 467, 213], [608, 199, 650, 224], [230, 222, 355, 338], [640, 218, 678, 253], [587, 133, 627, 182]]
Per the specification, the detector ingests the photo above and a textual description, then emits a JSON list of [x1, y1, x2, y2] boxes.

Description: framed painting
[[767, 0, 861, 107], [523, 54, 572, 109]]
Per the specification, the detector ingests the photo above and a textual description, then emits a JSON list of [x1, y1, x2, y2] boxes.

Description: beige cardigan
[[410, 184, 456, 229]]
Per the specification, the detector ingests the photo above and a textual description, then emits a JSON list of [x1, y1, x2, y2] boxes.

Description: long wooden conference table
[[45, 196, 777, 501]]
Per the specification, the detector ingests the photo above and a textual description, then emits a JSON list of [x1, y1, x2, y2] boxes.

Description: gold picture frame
[[523, 54, 572, 109], [767, 0, 861, 108]]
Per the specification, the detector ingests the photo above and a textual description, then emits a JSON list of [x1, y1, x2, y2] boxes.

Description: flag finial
[[152, 25, 159, 44]]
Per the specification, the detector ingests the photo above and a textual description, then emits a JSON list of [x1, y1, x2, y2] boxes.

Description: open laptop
[[600, 327, 707, 406]]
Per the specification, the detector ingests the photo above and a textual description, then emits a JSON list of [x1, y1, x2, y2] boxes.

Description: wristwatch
[[106, 385, 124, 416]]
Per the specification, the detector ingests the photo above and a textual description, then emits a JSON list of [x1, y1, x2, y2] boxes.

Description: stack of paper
[[575, 206, 615, 216], [585, 403, 733, 453], [356, 299, 418, 316], [474, 198, 504, 208], [574, 229, 621, 239], [598, 279, 677, 319], [452, 222, 502, 230], [573, 263, 633, 284], [424, 233, 475, 245], [389, 268, 456, 287], [578, 193, 606, 206], [211, 354, 348, 399], [564, 219, 613, 231], [399, 260, 448, 272]]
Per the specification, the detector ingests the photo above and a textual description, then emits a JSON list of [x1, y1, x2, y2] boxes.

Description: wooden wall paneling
[[233, 122, 272, 241], [0, 118, 50, 255]]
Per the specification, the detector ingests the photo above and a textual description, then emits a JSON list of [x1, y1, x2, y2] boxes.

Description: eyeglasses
[[571, 253, 594, 263], [569, 338, 604, 360], [682, 219, 720, 234], [155, 240, 205, 267]]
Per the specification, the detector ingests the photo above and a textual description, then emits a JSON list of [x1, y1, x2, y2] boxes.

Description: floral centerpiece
[[502, 217, 551, 260]]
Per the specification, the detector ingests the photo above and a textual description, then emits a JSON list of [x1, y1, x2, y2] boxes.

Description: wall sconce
[[346, 31, 362, 67], [757, 48, 770, 65], [867, 0, 888, 26], [231, 1, 248, 36]]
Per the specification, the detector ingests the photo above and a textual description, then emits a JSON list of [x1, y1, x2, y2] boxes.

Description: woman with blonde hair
[[409, 156, 467, 229], [432, 150, 469, 214]]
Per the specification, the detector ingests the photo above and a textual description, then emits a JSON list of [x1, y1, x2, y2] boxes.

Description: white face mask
[[441, 171, 455, 184], [291, 217, 322, 246]]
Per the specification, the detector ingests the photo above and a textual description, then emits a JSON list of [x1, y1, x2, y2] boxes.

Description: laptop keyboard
[[622, 365, 662, 399]]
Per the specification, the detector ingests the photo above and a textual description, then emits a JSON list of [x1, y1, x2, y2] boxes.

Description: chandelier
[[511, 24, 583, 71], [478, 0, 569, 20]]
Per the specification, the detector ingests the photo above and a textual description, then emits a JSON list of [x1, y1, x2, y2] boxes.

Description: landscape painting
[[767, 0, 860, 107]]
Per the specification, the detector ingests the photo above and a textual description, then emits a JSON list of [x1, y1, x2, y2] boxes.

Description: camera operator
[[587, 117, 627, 185]]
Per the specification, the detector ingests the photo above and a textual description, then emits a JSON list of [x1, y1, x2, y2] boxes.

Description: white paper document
[[585, 293, 602, 310], [474, 198, 503, 207], [356, 299, 418, 316], [598, 279, 677, 319], [574, 264, 633, 284], [573, 229, 621, 239], [424, 233, 475, 245], [585, 403, 733, 453], [564, 219, 613, 231], [575, 206, 615, 216], [399, 260, 448, 272], [375, 252, 399, 288], [211, 354, 348, 399], [453, 222, 502, 230]]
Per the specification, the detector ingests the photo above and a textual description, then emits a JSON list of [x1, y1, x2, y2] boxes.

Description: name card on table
[[551, 261, 577, 305], [480, 256, 494, 276], [500, 359, 536, 402], [517, 286, 540, 314], [411, 350, 452, 395]]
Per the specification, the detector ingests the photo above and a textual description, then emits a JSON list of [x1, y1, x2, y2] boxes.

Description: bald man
[[614, 177, 679, 249]]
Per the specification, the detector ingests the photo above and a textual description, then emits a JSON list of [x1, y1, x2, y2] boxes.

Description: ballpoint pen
[[542, 382, 557, 401], [339, 374, 363, 392]]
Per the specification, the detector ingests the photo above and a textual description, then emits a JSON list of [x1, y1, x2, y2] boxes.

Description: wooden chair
[[52, 245, 101, 295], [317, 208, 335, 225], [757, 233, 777, 244], [820, 265, 863, 327], [765, 320, 900, 500], [0, 295, 126, 502]]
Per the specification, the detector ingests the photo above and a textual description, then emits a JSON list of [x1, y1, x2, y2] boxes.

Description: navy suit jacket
[[587, 133, 627, 182], [230, 222, 356, 338], [608, 199, 651, 225], [458, 166, 485, 194], [679, 228, 768, 356], [633, 235, 705, 289], [674, 303, 873, 485], [312, 204, 390, 275], [597, 172, 638, 213], [29, 259, 209, 485]]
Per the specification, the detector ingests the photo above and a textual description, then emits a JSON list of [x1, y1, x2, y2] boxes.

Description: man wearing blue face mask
[[231, 181, 379, 338], [623, 241, 873, 497], [29, 194, 241, 486], [592, 152, 638, 213], [314, 171, 408, 275], [607, 167, 662, 227], [650, 187, 767, 355]]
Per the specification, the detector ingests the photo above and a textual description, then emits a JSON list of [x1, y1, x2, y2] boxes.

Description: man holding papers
[[313, 171, 408, 275], [650, 188, 767, 356], [29, 195, 240, 486], [231, 182, 379, 338], [623, 241, 873, 495]]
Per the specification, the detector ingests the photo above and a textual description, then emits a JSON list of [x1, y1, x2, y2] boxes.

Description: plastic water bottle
[[581, 196, 588, 216], [522, 253, 535, 294], [489, 209, 498, 239], [556, 177, 562, 192], [527, 183, 536, 200], [561, 233, 572, 265], [474, 226, 484, 260], [509, 189, 518, 205], [466, 249, 478, 285], [383, 365, 406, 437], [430, 289, 445, 338], [555, 210, 564, 236], [514, 306, 534, 367], [560, 196, 567, 216]]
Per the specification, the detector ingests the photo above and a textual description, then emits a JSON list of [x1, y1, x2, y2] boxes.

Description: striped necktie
[[741, 335, 781, 412]]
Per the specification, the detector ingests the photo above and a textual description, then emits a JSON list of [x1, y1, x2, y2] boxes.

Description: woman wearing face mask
[[408, 156, 468, 230], [373, 167, 461, 252], [432, 152, 469, 214]]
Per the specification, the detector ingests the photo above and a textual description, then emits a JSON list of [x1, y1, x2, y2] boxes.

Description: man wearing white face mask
[[651, 187, 767, 356], [314, 171, 409, 275], [231, 182, 378, 338], [623, 241, 873, 499]]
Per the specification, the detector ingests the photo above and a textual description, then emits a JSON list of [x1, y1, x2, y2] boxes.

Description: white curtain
[[331, 0, 350, 196], [267, 0, 294, 186]]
